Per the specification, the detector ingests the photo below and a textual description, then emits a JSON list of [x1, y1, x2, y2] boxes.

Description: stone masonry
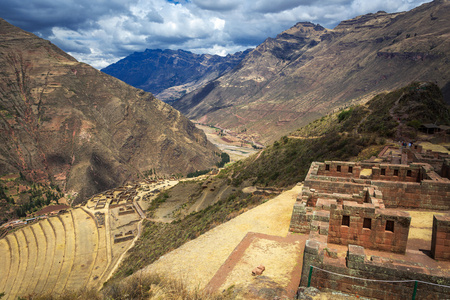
[[431, 214, 450, 261], [292, 153, 450, 298], [300, 242, 450, 299], [328, 202, 410, 254]]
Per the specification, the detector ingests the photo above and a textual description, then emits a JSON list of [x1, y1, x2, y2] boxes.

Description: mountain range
[[0, 18, 219, 204], [101, 49, 250, 104], [169, 0, 449, 144]]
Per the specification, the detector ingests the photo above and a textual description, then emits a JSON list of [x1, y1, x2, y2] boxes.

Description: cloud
[[0, 0, 431, 69], [250, 0, 309, 13], [192, 0, 241, 11]]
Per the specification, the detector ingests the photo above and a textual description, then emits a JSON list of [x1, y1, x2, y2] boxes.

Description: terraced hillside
[[0, 209, 113, 299], [0, 179, 173, 299]]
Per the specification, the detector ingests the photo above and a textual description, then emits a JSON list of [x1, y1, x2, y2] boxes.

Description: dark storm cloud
[[0, 0, 431, 68], [0, 0, 127, 34]]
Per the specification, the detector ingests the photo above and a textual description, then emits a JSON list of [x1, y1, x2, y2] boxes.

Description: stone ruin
[[431, 214, 450, 261], [290, 145, 450, 299], [290, 159, 449, 254], [114, 230, 135, 244]]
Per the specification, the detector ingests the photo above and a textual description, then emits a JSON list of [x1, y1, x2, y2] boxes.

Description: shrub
[[338, 108, 353, 123], [406, 119, 422, 129], [187, 169, 211, 178], [216, 152, 230, 168]]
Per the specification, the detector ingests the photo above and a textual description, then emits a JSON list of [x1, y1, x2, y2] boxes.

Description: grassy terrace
[[0, 209, 112, 300]]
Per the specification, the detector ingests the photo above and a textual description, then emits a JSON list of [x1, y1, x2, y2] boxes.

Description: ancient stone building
[[431, 214, 450, 260], [291, 148, 450, 299]]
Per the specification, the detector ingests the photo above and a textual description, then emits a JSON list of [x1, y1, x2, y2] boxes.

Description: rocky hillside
[[0, 18, 220, 204], [226, 82, 450, 188], [173, 0, 450, 144], [102, 49, 250, 103]]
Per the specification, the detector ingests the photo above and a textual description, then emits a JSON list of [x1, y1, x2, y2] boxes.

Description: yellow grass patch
[[143, 184, 304, 290], [406, 210, 449, 241], [219, 238, 303, 293], [417, 142, 450, 154]]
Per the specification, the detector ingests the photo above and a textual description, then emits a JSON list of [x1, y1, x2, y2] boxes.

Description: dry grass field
[[141, 184, 304, 292]]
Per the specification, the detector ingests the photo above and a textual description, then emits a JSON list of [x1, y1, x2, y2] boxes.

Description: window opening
[[363, 218, 371, 229], [386, 220, 394, 232], [342, 215, 350, 226]]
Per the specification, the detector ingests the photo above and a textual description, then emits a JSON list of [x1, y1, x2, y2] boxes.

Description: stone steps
[[8, 231, 29, 299], [28, 222, 48, 294], [52, 213, 76, 293]]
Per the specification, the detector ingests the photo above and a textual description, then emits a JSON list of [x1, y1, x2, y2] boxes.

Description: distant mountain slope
[[101, 49, 250, 103], [173, 0, 450, 144], [0, 18, 219, 204], [227, 82, 450, 188]]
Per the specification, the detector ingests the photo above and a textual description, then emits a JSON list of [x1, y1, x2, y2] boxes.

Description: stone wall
[[317, 161, 361, 178], [371, 179, 450, 210], [371, 164, 421, 182], [305, 161, 450, 210], [289, 202, 313, 233], [431, 215, 450, 261], [327, 202, 410, 253], [305, 178, 368, 195], [406, 147, 450, 175], [442, 159, 450, 180], [300, 242, 450, 299]]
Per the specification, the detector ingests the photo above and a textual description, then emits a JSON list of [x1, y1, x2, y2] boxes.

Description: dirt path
[[287, 135, 321, 140], [141, 184, 304, 291], [103, 219, 144, 285], [388, 92, 410, 140]]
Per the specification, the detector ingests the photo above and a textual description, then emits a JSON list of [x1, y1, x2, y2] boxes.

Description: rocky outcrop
[[173, 0, 450, 144], [0, 18, 219, 203], [101, 49, 250, 103]]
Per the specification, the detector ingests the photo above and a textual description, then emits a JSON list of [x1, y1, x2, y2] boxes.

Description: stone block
[[305, 239, 320, 255], [319, 222, 329, 235], [310, 220, 320, 232], [347, 244, 365, 269]]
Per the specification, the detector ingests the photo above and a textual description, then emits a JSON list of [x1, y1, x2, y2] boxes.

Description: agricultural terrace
[[0, 180, 175, 299]]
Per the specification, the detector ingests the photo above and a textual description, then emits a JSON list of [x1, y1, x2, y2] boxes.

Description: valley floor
[[195, 124, 260, 162]]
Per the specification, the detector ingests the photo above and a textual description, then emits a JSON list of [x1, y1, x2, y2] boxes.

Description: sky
[[0, 0, 430, 69]]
